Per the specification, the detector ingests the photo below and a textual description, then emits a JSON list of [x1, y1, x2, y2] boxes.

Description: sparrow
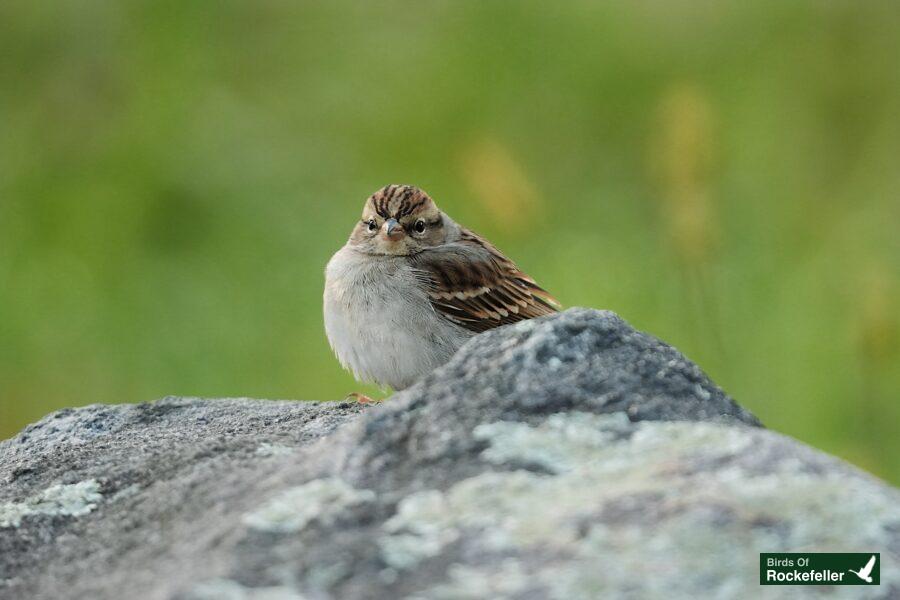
[[324, 185, 559, 401]]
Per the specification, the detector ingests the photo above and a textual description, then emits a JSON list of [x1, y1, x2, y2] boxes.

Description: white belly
[[323, 247, 471, 390]]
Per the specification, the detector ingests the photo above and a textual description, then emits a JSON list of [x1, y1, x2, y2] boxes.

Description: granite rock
[[1, 309, 896, 600]]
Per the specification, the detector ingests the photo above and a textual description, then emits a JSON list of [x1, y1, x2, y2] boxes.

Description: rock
[[1, 309, 897, 600]]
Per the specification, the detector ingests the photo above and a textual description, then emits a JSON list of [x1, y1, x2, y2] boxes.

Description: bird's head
[[349, 185, 449, 256]]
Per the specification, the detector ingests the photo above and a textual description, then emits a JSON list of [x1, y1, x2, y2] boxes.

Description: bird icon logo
[[848, 555, 877, 583]]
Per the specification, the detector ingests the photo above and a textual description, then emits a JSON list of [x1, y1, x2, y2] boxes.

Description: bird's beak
[[383, 218, 405, 241]]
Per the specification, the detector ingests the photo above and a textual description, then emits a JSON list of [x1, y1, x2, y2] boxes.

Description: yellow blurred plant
[[651, 84, 718, 265], [459, 137, 541, 235]]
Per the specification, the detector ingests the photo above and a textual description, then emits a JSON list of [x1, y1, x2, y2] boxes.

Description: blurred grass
[[1, 1, 898, 483]]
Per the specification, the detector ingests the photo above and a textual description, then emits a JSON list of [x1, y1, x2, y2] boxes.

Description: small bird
[[324, 184, 559, 401]]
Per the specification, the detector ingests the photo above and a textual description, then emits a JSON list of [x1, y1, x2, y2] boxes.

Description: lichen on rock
[[0, 479, 102, 528], [254, 443, 295, 458], [394, 413, 900, 597], [242, 477, 375, 534], [186, 578, 310, 600]]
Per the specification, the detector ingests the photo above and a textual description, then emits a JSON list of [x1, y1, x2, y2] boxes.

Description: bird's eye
[[414, 219, 426, 234], [367, 219, 378, 232]]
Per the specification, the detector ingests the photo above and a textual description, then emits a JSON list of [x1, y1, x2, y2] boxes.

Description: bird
[[324, 184, 559, 402], [848, 555, 876, 583]]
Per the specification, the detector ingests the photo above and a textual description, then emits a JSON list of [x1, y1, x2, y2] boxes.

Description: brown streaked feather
[[410, 228, 560, 333]]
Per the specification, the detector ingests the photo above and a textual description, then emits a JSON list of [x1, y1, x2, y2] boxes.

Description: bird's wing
[[862, 555, 876, 576], [409, 228, 560, 333]]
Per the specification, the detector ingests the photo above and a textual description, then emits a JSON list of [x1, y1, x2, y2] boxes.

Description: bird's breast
[[323, 247, 471, 389]]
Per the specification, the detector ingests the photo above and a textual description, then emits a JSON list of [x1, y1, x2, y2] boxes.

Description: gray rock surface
[[1, 309, 897, 599]]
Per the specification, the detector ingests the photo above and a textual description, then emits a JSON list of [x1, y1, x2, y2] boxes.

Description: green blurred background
[[1, 1, 898, 482]]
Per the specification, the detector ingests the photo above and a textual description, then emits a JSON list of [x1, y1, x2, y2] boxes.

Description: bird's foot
[[345, 392, 382, 405]]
